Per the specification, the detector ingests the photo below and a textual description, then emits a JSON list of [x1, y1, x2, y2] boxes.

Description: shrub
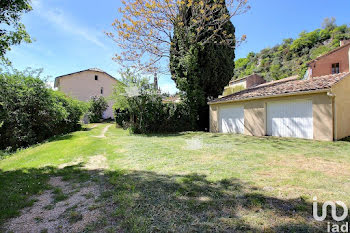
[[160, 102, 192, 133], [115, 109, 130, 129], [50, 91, 89, 135], [310, 45, 332, 60], [113, 71, 192, 134], [87, 96, 108, 123], [126, 93, 192, 134], [0, 72, 87, 151]]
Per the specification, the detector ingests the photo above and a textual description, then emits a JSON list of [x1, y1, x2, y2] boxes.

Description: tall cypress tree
[[170, 1, 235, 130]]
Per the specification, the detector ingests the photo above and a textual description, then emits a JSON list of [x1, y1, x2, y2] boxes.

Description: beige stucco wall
[[209, 92, 334, 141], [57, 71, 118, 119], [311, 93, 334, 141], [332, 74, 350, 140], [209, 105, 219, 133], [243, 100, 265, 136]]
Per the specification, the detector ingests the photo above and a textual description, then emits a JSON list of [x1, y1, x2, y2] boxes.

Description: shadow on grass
[[142, 132, 190, 138], [47, 134, 75, 142], [142, 131, 222, 138], [0, 165, 339, 232], [81, 127, 94, 132]]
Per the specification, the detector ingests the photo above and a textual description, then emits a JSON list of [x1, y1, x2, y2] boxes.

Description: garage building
[[208, 72, 350, 141]]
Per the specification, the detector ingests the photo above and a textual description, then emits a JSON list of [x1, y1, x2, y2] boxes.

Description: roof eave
[[54, 69, 120, 87], [307, 43, 350, 66], [208, 89, 330, 105]]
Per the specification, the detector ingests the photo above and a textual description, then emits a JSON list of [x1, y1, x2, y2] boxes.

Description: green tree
[[108, 0, 248, 73], [235, 58, 249, 69], [0, 0, 32, 63], [170, 1, 236, 130], [113, 71, 192, 133], [88, 96, 109, 123], [113, 70, 150, 112], [322, 17, 336, 30]]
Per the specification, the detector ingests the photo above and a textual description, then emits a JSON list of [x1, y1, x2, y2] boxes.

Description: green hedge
[[113, 70, 192, 134], [0, 72, 87, 151], [115, 93, 192, 134]]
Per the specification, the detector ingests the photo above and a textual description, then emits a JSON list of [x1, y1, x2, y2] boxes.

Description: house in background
[[209, 40, 350, 141], [306, 39, 350, 78], [162, 95, 181, 104], [54, 68, 119, 119], [221, 74, 266, 97]]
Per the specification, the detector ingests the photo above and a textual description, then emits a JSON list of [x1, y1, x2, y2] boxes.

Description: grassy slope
[[1, 124, 350, 231]]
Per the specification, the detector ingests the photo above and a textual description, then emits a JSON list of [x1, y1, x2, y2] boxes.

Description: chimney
[[340, 40, 350, 46], [245, 74, 266, 88], [154, 73, 158, 91]]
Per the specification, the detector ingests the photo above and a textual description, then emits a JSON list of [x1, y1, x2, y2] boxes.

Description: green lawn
[[1, 123, 350, 232]]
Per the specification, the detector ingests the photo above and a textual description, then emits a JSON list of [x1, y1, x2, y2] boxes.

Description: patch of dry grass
[[85, 154, 109, 170], [267, 154, 350, 177]]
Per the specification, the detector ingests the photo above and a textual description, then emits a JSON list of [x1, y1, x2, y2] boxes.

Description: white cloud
[[32, 0, 106, 49]]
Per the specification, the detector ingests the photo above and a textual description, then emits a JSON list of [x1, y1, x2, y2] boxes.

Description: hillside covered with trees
[[234, 18, 350, 81]]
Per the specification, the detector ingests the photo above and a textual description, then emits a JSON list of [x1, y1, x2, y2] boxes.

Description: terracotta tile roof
[[209, 72, 350, 104]]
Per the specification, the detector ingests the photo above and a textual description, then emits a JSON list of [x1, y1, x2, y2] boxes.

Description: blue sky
[[6, 0, 350, 94]]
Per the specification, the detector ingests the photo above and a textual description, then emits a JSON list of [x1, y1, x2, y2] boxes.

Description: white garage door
[[219, 105, 244, 134], [267, 100, 313, 139]]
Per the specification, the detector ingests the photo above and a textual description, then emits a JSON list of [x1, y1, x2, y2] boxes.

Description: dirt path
[[4, 177, 106, 233], [3, 125, 116, 233], [94, 124, 112, 138]]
